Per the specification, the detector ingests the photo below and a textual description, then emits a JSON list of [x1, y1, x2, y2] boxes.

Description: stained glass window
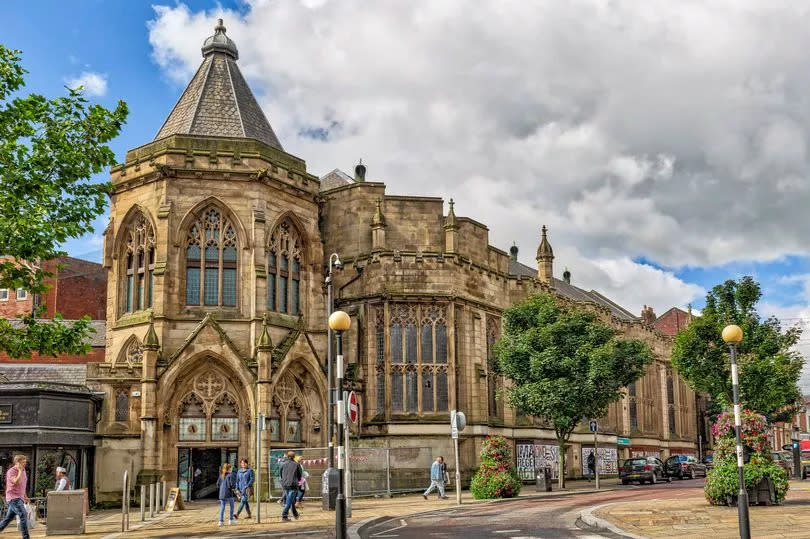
[[121, 212, 156, 315], [179, 418, 206, 441], [422, 369, 434, 411], [376, 369, 386, 416], [391, 370, 403, 412], [114, 389, 129, 422], [267, 218, 303, 315], [390, 323, 402, 363], [421, 324, 432, 364], [185, 208, 238, 307], [406, 370, 418, 412], [406, 323, 417, 364], [269, 418, 281, 441], [436, 370, 449, 411], [436, 324, 447, 364], [212, 418, 239, 441]]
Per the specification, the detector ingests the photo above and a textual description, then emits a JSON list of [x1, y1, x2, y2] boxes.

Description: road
[[359, 478, 706, 539]]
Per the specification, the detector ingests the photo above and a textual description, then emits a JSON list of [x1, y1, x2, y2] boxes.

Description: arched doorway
[[161, 359, 252, 500]]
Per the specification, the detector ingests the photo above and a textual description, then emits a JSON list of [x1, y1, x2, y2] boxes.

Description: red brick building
[[0, 256, 106, 363], [653, 307, 692, 337]]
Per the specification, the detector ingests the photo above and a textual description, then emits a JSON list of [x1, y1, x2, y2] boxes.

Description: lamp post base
[[738, 488, 751, 539], [336, 494, 347, 539]]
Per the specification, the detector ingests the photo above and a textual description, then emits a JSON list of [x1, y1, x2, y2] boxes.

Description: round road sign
[[348, 391, 359, 423]]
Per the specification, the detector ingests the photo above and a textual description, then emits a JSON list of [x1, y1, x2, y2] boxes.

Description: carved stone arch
[[113, 335, 144, 370], [271, 356, 326, 444], [114, 204, 158, 258], [176, 196, 248, 250], [178, 391, 206, 417], [267, 210, 310, 259]]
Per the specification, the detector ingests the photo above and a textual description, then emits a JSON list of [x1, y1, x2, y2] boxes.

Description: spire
[[371, 197, 386, 228], [536, 225, 554, 259], [444, 198, 458, 229], [536, 225, 554, 285], [143, 313, 160, 351], [154, 19, 283, 150], [256, 313, 273, 350]]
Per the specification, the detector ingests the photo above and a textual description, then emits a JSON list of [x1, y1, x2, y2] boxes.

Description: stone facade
[[85, 22, 699, 501]]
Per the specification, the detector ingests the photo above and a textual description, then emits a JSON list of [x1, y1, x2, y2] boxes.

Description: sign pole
[[594, 429, 600, 490], [256, 413, 262, 524], [454, 436, 461, 505], [451, 410, 462, 505]]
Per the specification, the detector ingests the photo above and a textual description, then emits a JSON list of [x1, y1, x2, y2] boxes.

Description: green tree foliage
[[0, 45, 127, 357], [672, 277, 803, 423], [495, 294, 653, 487]]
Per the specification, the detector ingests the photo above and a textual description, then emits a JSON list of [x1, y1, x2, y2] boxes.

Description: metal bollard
[[162, 481, 167, 512], [149, 482, 156, 518], [140, 485, 146, 521]]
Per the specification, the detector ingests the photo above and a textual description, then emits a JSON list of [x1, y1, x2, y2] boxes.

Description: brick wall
[[0, 348, 105, 363]]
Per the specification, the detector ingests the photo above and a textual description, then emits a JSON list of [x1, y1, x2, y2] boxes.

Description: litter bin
[[536, 467, 552, 492]]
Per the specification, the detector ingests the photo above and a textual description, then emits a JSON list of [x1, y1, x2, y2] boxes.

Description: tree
[[0, 45, 127, 358], [672, 277, 803, 423], [495, 294, 653, 488]]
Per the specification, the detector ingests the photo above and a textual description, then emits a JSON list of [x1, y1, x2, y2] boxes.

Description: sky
[[7, 1, 810, 388]]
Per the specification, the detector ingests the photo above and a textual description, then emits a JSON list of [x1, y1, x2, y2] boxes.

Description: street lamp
[[792, 426, 802, 480], [722, 323, 750, 539], [325, 253, 342, 470], [329, 310, 351, 539]]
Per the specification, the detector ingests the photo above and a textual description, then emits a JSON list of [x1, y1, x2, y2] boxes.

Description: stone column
[[141, 316, 160, 473], [255, 315, 273, 446]]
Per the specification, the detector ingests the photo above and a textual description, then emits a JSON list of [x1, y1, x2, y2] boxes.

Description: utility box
[[46, 489, 87, 535], [536, 467, 552, 492], [322, 468, 339, 510]]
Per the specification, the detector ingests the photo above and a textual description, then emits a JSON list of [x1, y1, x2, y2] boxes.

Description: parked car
[[701, 453, 714, 471], [772, 451, 793, 475], [800, 450, 810, 479], [620, 456, 670, 485], [664, 455, 707, 479]]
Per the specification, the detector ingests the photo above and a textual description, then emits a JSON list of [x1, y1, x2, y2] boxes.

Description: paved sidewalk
[[593, 480, 810, 538], [12, 479, 613, 538]]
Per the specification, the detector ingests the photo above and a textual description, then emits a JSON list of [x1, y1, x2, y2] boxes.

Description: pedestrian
[[279, 451, 301, 522], [55, 467, 71, 491], [216, 463, 236, 527], [0, 454, 30, 539], [587, 451, 596, 482], [422, 456, 447, 500], [296, 467, 309, 507], [234, 458, 254, 519]]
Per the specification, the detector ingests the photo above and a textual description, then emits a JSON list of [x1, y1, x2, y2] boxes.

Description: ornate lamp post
[[329, 310, 351, 539], [722, 324, 750, 539], [325, 253, 342, 468]]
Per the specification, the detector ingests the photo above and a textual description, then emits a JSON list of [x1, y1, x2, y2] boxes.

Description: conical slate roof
[[154, 19, 283, 150]]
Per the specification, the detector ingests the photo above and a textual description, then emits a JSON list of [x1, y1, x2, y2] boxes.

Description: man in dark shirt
[[279, 451, 301, 521]]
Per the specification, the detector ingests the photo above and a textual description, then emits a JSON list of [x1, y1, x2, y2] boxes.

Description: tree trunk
[[557, 439, 566, 489]]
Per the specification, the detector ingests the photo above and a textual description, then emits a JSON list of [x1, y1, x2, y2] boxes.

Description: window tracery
[[267, 218, 303, 315], [121, 212, 156, 315], [185, 207, 238, 307]]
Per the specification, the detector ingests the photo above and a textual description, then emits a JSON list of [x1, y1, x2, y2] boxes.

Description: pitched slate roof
[[319, 168, 355, 191], [508, 259, 637, 321], [0, 364, 87, 385], [154, 20, 282, 150]]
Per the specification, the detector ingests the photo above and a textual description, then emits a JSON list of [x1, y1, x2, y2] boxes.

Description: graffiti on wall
[[580, 447, 618, 475]]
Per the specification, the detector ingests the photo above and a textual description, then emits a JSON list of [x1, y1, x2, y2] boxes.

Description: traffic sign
[[589, 420, 598, 433], [450, 410, 466, 439], [348, 391, 359, 423]]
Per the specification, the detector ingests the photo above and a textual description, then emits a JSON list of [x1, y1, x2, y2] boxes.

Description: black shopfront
[[0, 383, 102, 502]]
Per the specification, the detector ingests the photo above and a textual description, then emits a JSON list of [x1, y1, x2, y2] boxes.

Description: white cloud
[[145, 1, 810, 316], [65, 72, 108, 97]]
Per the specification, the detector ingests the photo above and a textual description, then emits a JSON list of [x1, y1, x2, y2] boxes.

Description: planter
[[729, 477, 776, 507]]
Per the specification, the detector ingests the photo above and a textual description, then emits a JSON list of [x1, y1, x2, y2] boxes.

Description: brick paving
[[595, 480, 810, 538], [12, 479, 613, 538]]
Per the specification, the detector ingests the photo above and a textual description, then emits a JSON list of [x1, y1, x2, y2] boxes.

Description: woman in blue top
[[235, 458, 255, 519], [216, 463, 236, 527]]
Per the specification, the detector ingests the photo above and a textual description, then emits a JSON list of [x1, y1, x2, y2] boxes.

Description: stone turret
[[536, 225, 554, 284], [444, 199, 458, 253]]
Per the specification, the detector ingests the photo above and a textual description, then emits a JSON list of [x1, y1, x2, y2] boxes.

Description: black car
[[664, 455, 707, 479], [620, 456, 670, 485], [701, 454, 714, 471]]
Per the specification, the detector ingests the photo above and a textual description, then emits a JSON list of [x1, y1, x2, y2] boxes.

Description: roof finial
[[444, 198, 457, 229], [371, 197, 386, 227], [537, 224, 553, 259], [257, 313, 273, 350], [354, 159, 366, 182], [143, 312, 160, 350], [215, 18, 226, 34]]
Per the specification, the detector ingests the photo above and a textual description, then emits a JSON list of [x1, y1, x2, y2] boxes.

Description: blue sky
[[8, 0, 810, 375]]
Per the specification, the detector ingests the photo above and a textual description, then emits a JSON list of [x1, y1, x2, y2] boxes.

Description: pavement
[[10, 479, 619, 538], [589, 479, 810, 538]]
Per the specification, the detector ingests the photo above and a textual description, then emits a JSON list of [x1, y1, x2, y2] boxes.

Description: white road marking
[[372, 518, 408, 537], [494, 531, 522, 534]]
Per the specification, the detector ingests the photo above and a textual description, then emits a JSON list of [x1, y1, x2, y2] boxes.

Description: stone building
[[86, 21, 698, 501]]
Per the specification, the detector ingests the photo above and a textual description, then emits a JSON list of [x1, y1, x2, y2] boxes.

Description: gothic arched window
[[121, 212, 156, 315], [185, 207, 238, 307], [178, 392, 206, 441], [268, 218, 303, 315], [628, 382, 638, 431], [212, 393, 239, 442]]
